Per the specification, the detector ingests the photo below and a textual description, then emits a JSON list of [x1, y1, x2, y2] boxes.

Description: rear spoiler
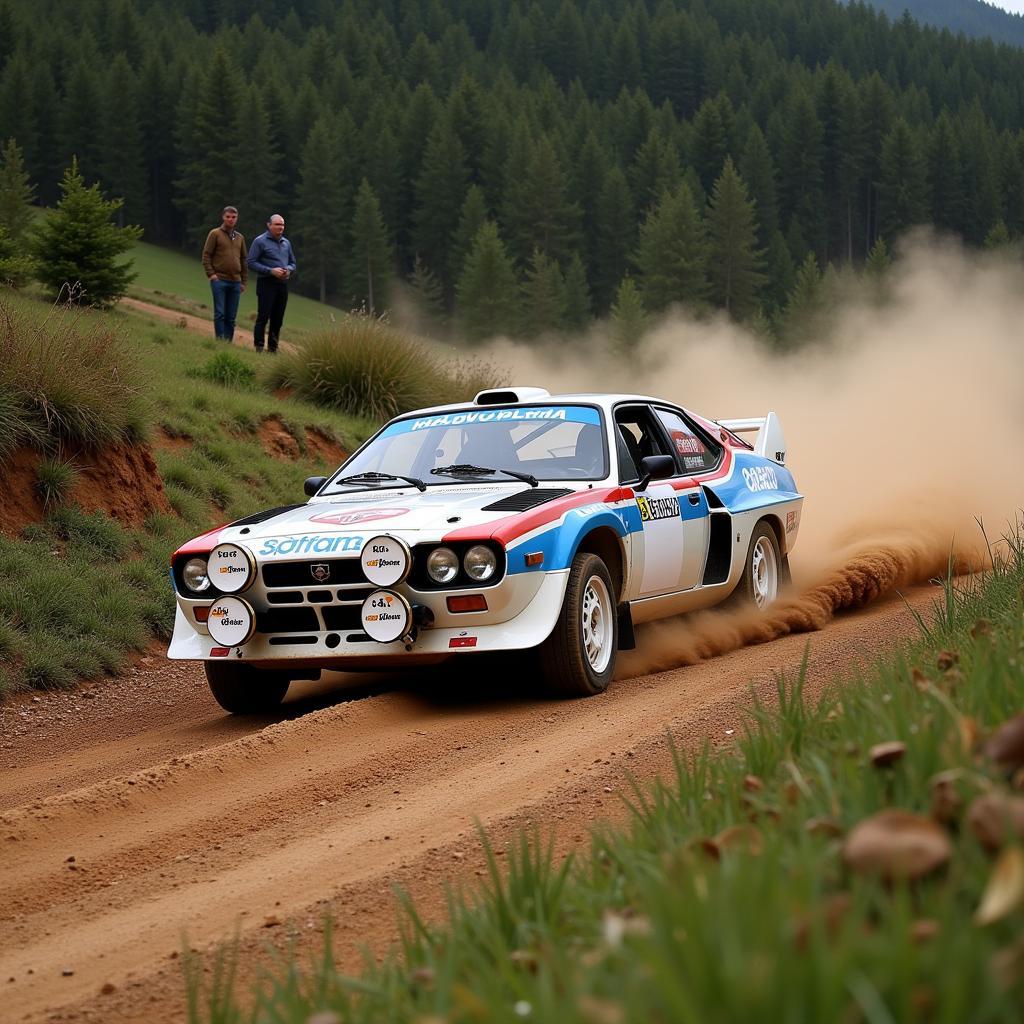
[[717, 412, 787, 465]]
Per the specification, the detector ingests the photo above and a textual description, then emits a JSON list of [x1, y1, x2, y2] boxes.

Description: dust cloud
[[477, 233, 1024, 674]]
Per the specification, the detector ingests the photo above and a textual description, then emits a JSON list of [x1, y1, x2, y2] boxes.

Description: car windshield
[[324, 405, 607, 492]]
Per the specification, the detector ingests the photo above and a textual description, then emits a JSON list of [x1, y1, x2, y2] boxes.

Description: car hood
[[216, 485, 571, 547]]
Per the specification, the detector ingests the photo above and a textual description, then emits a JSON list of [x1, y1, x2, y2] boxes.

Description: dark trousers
[[254, 276, 289, 351]]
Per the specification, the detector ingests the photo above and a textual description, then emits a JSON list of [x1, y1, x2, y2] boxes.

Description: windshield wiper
[[334, 471, 426, 492], [431, 464, 538, 487]]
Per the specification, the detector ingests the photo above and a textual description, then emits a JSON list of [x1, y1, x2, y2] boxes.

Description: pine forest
[[2, 0, 1024, 338]]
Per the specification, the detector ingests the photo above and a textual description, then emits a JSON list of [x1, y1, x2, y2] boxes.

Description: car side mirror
[[304, 476, 327, 497], [636, 455, 675, 492]]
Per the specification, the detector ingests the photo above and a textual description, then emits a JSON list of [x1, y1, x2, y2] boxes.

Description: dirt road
[[0, 581, 943, 1023]]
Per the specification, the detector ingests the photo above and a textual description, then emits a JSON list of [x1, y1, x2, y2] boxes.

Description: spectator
[[247, 213, 296, 353], [201, 206, 247, 342]]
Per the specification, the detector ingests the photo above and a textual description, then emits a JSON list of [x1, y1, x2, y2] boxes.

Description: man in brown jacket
[[201, 206, 248, 342]]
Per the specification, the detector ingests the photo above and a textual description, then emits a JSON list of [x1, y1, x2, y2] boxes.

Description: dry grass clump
[[0, 298, 147, 460], [264, 314, 505, 421]]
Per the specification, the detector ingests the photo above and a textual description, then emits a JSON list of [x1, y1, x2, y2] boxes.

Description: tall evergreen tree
[[413, 117, 469, 292], [347, 178, 392, 314], [520, 249, 567, 338], [877, 119, 929, 240], [453, 185, 489, 281], [29, 159, 141, 307], [0, 138, 36, 240], [58, 62, 105, 183], [778, 87, 825, 261], [739, 125, 778, 248], [707, 159, 766, 319], [690, 96, 729, 194], [99, 56, 147, 227], [562, 253, 592, 334], [592, 167, 636, 314], [408, 254, 447, 332], [294, 115, 348, 303], [456, 220, 519, 341], [633, 183, 708, 313], [232, 84, 281, 228], [781, 253, 823, 348], [609, 276, 649, 354]]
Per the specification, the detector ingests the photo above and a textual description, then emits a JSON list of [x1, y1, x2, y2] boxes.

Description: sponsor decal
[[360, 535, 410, 587], [208, 543, 253, 593], [449, 636, 478, 649], [742, 466, 779, 493], [683, 455, 705, 471], [382, 405, 601, 435], [636, 495, 681, 522], [361, 588, 412, 643], [310, 563, 330, 582], [309, 508, 409, 526], [672, 431, 704, 455], [259, 534, 364, 557], [365, 557, 401, 570], [786, 510, 799, 534]]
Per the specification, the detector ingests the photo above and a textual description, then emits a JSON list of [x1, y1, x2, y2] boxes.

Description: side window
[[655, 408, 721, 474], [614, 406, 672, 483]]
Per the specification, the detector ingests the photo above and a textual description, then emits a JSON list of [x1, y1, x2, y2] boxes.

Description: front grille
[[262, 559, 365, 587], [266, 591, 303, 604], [256, 607, 320, 634], [481, 488, 572, 512], [322, 605, 363, 631]]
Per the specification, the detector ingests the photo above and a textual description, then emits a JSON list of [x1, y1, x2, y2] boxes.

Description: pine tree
[[99, 55, 147, 227], [877, 119, 929, 240], [408, 254, 447, 332], [232, 84, 281, 229], [520, 249, 567, 338], [690, 96, 729, 193], [633, 183, 709, 313], [452, 185, 489, 280], [864, 237, 892, 278], [707, 158, 766, 319], [592, 167, 636, 314], [609, 276, 649, 354], [58, 62, 105, 182], [562, 253, 592, 333], [739, 125, 778, 247], [766, 230, 796, 313], [347, 178, 392, 314], [0, 226, 36, 287], [984, 220, 1011, 249], [0, 138, 36, 240], [778, 88, 825, 260], [630, 128, 682, 217], [780, 253, 823, 348], [413, 117, 469, 292], [456, 221, 519, 342], [294, 115, 348, 303], [29, 159, 141, 306]]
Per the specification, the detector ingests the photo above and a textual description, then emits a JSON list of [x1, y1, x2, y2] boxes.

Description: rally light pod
[[359, 535, 411, 587], [207, 596, 256, 647], [208, 543, 255, 593], [360, 589, 413, 644]]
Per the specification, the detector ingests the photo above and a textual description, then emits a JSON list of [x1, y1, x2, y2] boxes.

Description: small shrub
[[265, 314, 506, 421], [35, 456, 79, 509], [47, 505, 128, 558], [188, 350, 257, 389]]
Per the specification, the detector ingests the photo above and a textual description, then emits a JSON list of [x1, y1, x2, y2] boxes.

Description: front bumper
[[167, 569, 568, 665]]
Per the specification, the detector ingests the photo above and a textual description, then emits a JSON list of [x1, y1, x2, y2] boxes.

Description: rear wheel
[[738, 522, 782, 609], [540, 552, 617, 697], [204, 661, 290, 714]]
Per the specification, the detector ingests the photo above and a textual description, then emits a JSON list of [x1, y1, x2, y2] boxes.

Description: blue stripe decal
[[711, 453, 800, 512], [380, 405, 601, 437]]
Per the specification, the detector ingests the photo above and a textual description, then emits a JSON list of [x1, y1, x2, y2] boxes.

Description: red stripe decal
[[170, 524, 227, 563]]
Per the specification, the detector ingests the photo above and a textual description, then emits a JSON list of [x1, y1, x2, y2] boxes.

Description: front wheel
[[204, 661, 290, 714], [539, 552, 617, 697], [738, 522, 782, 609]]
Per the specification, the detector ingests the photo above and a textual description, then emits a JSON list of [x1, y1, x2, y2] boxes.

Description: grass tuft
[[264, 313, 505, 421], [35, 455, 79, 510], [187, 350, 257, 389]]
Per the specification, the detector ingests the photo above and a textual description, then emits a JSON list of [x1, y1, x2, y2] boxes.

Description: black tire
[[539, 552, 618, 697], [736, 521, 782, 609], [204, 661, 290, 714]]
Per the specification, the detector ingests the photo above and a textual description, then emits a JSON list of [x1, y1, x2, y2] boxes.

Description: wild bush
[[35, 456, 79, 510], [187, 350, 257, 389], [265, 314, 504, 421], [0, 297, 148, 457]]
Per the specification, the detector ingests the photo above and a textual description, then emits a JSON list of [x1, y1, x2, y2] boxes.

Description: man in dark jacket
[[201, 206, 247, 342], [247, 214, 297, 353]]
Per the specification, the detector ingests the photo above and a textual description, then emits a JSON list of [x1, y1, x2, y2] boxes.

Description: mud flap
[[617, 603, 636, 651]]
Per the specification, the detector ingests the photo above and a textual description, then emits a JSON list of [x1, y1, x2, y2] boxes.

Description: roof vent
[[474, 386, 551, 406]]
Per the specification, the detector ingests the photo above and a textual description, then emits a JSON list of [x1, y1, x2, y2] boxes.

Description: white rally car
[[168, 387, 802, 713]]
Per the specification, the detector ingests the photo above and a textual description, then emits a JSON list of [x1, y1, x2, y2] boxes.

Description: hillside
[[852, 0, 1024, 47], [1, 0, 1023, 340]]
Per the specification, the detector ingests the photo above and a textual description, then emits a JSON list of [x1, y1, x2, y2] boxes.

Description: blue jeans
[[210, 278, 241, 340]]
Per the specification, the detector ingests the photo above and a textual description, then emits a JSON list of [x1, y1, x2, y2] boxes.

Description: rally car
[[168, 387, 802, 713]]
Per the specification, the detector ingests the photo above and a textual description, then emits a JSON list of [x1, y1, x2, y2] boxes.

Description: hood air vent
[[229, 504, 305, 529], [481, 488, 572, 513]]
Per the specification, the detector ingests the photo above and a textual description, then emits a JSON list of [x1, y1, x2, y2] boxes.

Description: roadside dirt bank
[[0, 579, 943, 1024]]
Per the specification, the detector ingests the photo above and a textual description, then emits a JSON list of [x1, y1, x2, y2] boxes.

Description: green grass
[[264, 314, 505, 420], [35, 455, 79, 509], [128, 240, 349, 334], [186, 527, 1024, 1022], [0, 294, 148, 453], [0, 292, 375, 698]]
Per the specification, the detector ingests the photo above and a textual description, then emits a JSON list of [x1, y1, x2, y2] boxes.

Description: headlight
[[426, 547, 459, 584], [182, 557, 210, 592], [464, 545, 497, 581]]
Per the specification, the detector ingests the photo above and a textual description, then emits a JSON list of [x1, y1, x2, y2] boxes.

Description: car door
[[614, 405, 688, 597], [652, 406, 715, 590]]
